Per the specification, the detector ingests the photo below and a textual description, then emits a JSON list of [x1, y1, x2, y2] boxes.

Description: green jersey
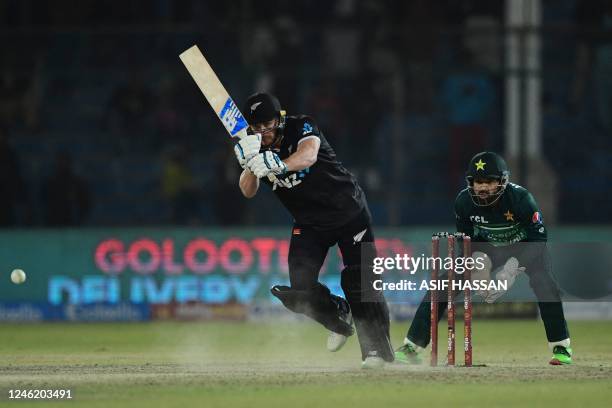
[[454, 183, 547, 245]]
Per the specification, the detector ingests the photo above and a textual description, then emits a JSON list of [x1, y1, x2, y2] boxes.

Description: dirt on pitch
[[0, 321, 611, 407]]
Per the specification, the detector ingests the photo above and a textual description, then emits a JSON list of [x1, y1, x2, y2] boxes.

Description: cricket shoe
[[327, 297, 354, 352], [394, 341, 422, 365], [549, 346, 572, 365], [361, 352, 386, 370]]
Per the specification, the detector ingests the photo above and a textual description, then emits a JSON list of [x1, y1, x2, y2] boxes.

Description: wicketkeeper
[[396, 151, 572, 365]]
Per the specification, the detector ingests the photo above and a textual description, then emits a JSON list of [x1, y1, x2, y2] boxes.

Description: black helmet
[[244, 93, 281, 124], [243, 92, 286, 146], [465, 151, 510, 206]]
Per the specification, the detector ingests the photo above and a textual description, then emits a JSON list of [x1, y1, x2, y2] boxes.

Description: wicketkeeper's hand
[[247, 151, 288, 179], [234, 134, 261, 169], [485, 257, 526, 303], [470, 251, 492, 299]]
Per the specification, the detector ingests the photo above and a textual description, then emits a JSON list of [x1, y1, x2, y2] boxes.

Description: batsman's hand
[[234, 134, 261, 169], [247, 151, 288, 179]]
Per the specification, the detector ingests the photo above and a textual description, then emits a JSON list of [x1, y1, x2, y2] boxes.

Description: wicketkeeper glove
[[485, 257, 526, 303], [470, 251, 492, 300]]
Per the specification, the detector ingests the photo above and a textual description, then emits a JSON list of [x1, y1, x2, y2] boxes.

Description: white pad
[[548, 338, 570, 351]]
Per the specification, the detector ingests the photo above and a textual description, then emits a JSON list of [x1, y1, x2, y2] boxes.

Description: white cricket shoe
[[361, 356, 386, 370], [327, 300, 353, 352], [327, 331, 350, 352]]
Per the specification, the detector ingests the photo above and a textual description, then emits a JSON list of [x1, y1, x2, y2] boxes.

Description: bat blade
[[179, 45, 277, 182], [179, 45, 249, 139]]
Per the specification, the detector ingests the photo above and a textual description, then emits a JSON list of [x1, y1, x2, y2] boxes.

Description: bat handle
[[234, 133, 277, 182]]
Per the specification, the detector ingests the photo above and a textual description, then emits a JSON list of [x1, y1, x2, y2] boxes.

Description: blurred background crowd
[[0, 0, 610, 227]]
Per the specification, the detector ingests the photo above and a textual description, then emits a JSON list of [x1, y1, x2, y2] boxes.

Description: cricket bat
[[179, 45, 276, 181]]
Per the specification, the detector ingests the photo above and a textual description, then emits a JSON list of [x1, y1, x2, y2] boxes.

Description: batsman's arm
[[284, 138, 320, 172], [239, 169, 259, 198]]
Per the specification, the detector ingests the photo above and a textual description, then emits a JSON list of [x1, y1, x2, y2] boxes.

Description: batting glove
[[247, 151, 288, 179], [234, 134, 261, 169]]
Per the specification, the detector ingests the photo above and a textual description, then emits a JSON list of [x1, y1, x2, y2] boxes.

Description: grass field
[[0, 320, 611, 407]]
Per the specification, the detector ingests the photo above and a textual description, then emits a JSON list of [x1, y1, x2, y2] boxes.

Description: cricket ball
[[10, 269, 26, 284]]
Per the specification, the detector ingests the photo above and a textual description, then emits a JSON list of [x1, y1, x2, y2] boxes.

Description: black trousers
[[407, 242, 569, 347], [289, 209, 372, 288], [285, 208, 394, 361]]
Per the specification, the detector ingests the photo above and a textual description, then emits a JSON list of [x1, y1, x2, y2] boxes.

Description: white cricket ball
[[11, 269, 26, 284]]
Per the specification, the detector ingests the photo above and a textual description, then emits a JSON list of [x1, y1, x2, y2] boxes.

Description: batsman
[[395, 151, 572, 365], [234, 92, 394, 368]]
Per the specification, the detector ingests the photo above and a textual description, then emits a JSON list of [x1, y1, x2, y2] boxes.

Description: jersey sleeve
[[517, 191, 547, 242], [296, 116, 321, 145]]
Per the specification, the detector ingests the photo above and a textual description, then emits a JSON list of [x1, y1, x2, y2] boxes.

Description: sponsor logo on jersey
[[219, 97, 247, 136], [302, 122, 313, 135], [271, 168, 310, 190], [470, 215, 489, 223], [532, 211, 543, 224], [273, 176, 302, 190], [475, 224, 527, 245]]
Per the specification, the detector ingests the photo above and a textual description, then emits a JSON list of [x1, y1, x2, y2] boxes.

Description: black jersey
[[260, 115, 366, 230]]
